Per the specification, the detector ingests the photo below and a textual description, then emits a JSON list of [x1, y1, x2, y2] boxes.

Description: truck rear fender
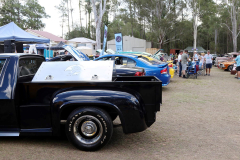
[[51, 89, 146, 136]]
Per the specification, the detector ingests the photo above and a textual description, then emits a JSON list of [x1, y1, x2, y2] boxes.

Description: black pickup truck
[[0, 54, 162, 151]]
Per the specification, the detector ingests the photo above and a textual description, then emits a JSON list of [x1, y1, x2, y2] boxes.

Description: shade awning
[[0, 22, 50, 43], [49, 41, 65, 50]]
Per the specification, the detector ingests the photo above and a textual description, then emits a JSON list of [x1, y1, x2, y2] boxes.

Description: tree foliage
[[0, 0, 50, 30], [55, 0, 240, 54]]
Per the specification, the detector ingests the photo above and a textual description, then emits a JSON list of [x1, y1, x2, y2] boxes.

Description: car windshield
[[138, 57, 163, 65]]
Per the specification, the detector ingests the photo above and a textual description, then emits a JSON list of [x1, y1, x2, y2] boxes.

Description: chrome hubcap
[[73, 115, 103, 145], [81, 121, 97, 137]]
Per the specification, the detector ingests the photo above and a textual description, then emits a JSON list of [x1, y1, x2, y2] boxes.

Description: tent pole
[[49, 41, 51, 59]]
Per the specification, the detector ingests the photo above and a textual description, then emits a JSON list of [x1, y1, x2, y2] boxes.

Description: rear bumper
[[145, 70, 170, 86], [160, 74, 171, 86]]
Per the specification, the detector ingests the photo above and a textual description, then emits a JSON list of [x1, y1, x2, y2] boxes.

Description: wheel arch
[[53, 102, 127, 136]]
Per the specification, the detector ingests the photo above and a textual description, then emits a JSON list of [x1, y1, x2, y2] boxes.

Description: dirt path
[[0, 67, 240, 160]]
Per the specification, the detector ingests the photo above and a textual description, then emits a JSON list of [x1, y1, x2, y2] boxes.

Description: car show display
[[95, 54, 171, 86], [0, 53, 162, 151]]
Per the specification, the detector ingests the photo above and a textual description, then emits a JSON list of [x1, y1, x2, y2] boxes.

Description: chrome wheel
[[73, 115, 103, 145]]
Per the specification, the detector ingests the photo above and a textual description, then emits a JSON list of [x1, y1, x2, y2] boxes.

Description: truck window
[[0, 59, 6, 74], [19, 58, 44, 77]]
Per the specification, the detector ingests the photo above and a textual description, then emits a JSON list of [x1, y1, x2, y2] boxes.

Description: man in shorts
[[181, 50, 189, 78], [204, 50, 213, 76], [235, 54, 240, 79]]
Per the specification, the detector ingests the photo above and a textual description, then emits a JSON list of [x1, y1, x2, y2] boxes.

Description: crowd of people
[[176, 50, 213, 78]]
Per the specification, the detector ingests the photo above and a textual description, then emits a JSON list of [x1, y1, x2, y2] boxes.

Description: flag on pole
[[100, 25, 108, 57]]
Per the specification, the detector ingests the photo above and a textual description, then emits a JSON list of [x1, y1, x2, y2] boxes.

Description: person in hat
[[204, 50, 213, 76]]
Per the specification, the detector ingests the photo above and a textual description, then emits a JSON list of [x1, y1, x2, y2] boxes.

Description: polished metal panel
[[32, 61, 114, 82]]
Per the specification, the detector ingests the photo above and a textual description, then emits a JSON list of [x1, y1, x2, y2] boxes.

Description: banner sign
[[115, 33, 123, 52], [100, 25, 108, 57]]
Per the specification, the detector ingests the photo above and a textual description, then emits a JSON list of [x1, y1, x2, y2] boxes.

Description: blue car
[[95, 54, 171, 86]]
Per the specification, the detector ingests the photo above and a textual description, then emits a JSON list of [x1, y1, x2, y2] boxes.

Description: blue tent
[[36, 44, 48, 49], [0, 22, 50, 43], [26, 43, 48, 49]]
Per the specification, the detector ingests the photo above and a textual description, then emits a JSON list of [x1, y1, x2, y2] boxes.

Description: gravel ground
[[1, 67, 240, 160]]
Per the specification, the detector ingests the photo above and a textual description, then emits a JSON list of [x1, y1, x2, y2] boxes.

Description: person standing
[[64, 50, 68, 55], [178, 50, 183, 77], [181, 50, 189, 78], [193, 51, 198, 61], [235, 54, 240, 79], [160, 54, 165, 62], [204, 50, 213, 76], [200, 53, 205, 69]]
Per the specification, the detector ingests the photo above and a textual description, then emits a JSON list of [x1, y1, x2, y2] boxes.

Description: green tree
[[0, 0, 49, 30], [22, 0, 50, 29], [65, 25, 89, 39], [0, 0, 23, 27]]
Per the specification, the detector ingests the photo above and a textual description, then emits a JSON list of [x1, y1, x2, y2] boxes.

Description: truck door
[[0, 57, 19, 136]]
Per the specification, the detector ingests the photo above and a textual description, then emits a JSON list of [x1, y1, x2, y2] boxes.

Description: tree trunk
[[231, 2, 237, 52], [88, 11, 91, 37], [79, 0, 82, 28], [66, 0, 70, 34], [86, 11, 87, 28], [69, 0, 74, 29], [193, 1, 198, 50], [215, 29, 218, 54], [227, 29, 229, 53], [96, 23, 101, 51], [91, 0, 107, 50], [130, 0, 133, 36]]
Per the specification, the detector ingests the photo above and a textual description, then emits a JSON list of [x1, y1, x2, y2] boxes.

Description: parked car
[[49, 55, 146, 77], [49, 54, 73, 61], [0, 53, 162, 151], [216, 52, 239, 67], [219, 61, 235, 71], [119, 51, 153, 57], [134, 54, 175, 78], [95, 54, 171, 86]]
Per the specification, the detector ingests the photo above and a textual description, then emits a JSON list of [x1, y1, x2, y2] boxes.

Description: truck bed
[[18, 76, 162, 128]]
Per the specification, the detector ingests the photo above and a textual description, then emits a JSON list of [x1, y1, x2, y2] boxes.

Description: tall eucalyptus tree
[[91, 0, 107, 50]]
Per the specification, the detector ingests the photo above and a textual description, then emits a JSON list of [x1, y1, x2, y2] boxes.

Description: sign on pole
[[100, 25, 108, 57], [115, 33, 123, 53]]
